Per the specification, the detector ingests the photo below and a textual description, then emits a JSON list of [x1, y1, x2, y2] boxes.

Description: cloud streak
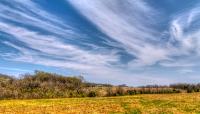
[[0, 0, 125, 84], [69, 0, 170, 66], [165, 4, 200, 67], [69, 0, 200, 68], [0, 0, 200, 85]]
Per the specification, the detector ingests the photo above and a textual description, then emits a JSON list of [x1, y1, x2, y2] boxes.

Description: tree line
[[0, 71, 199, 99]]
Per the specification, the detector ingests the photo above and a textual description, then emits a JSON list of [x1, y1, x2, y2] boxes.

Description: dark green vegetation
[[0, 71, 199, 99]]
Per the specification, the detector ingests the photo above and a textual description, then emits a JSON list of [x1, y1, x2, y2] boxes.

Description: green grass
[[1, 93, 200, 114]]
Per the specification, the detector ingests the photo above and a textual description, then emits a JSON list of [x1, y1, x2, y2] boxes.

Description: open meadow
[[1, 93, 200, 114]]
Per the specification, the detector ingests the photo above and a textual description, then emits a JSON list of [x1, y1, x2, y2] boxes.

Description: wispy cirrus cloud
[[0, 66, 31, 72], [69, 0, 200, 68], [0, 0, 124, 83], [0, 0, 75, 37], [163, 4, 200, 68], [1, 0, 200, 85], [69, 0, 171, 66], [0, 22, 120, 70]]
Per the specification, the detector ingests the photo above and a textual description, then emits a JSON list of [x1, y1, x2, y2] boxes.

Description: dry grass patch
[[1, 93, 200, 114]]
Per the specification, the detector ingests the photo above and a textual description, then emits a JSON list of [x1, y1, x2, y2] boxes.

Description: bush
[[1, 71, 200, 99], [127, 90, 137, 95], [88, 91, 96, 97], [116, 87, 126, 96]]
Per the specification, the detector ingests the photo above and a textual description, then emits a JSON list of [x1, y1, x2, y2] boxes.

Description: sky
[[1, 0, 200, 86]]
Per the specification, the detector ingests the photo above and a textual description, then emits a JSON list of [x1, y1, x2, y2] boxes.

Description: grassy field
[[0, 93, 200, 114]]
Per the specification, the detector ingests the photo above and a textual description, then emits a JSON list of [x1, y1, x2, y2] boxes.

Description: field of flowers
[[1, 93, 200, 114]]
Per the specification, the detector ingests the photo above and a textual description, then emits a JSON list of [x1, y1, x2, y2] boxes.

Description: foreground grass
[[1, 93, 200, 114]]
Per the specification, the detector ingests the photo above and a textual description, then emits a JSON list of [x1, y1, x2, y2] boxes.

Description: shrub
[[127, 90, 137, 95], [88, 91, 96, 97], [116, 87, 126, 96], [0, 71, 200, 99]]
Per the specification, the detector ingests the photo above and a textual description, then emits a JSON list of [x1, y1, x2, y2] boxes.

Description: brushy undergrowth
[[0, 71, 199, 99]]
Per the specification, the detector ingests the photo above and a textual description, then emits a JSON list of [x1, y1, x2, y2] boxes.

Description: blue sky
[[1, 0, 200, 86]]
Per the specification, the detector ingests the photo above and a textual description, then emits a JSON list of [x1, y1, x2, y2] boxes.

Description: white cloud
[[0, 22, 120, 68], [0, 1, 126, 84], [0, 67, 31, 72], [170, 5, 200, 51], [69, 0, 200, 69], [1, 0, 200, 85], [69, 0, 170, 66], [178, 69, 194, 74], [0, 0, 75, 37], [165, 5, 200, 68]]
